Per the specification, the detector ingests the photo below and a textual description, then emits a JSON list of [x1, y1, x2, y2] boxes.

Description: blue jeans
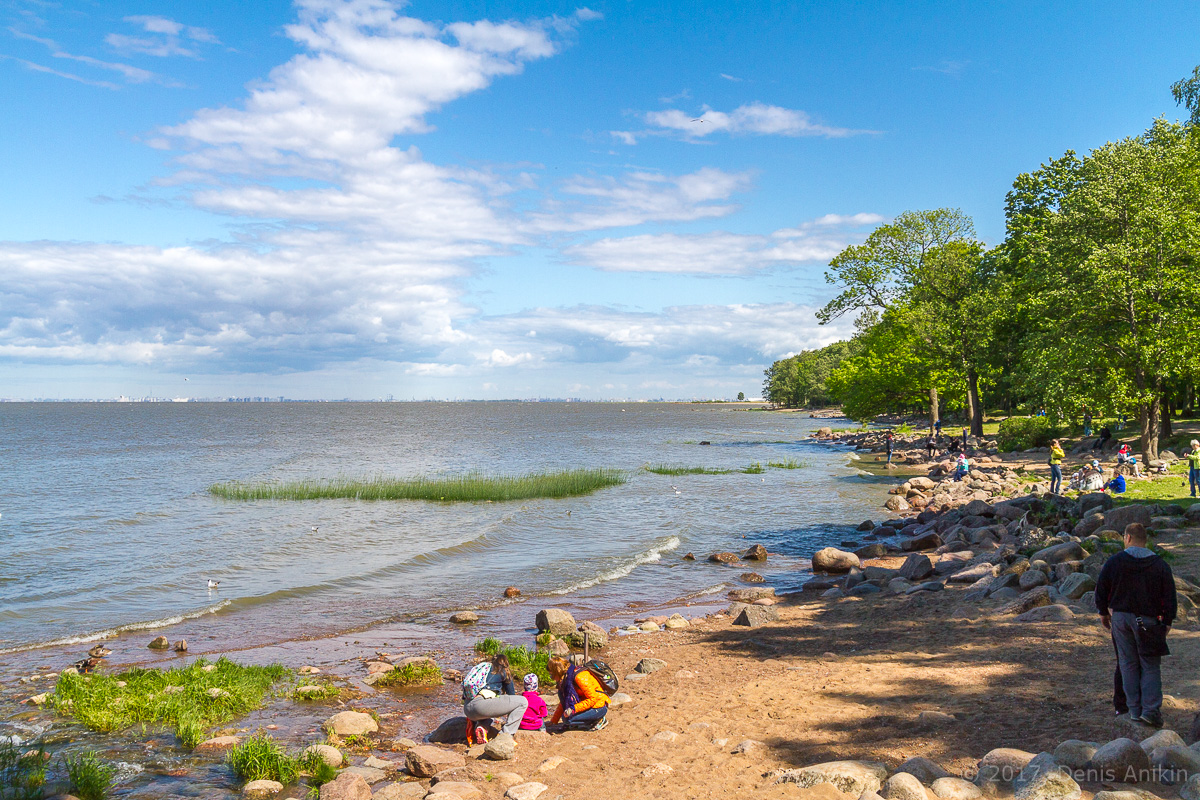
[[564, 706, 607, 728], [1049, 464, 1062, 494], [1111, 611, 1163, 719], [1190, 467, 1199, 497]]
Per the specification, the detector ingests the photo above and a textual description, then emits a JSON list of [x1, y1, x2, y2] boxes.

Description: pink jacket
[[520, 691, 548, 730]]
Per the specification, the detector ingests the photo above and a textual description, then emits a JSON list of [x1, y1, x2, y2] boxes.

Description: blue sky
[[2, 0, 1197, 400]]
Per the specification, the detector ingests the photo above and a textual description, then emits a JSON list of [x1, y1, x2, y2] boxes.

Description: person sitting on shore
[[1126, 456, 1142, 479], [519, 673, 549, 732], [462, 654, 528, 744], [1117, 443, 1132, 465], [547, 656, 610, 732], [1103, 472, 1126, 494], [1093, 426, 1112, 452], [953, 454, 969, 482], [1070, 460, 1106, 492]]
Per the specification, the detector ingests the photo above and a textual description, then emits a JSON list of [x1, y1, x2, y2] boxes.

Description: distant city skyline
[[2, 0, 1198, 400]]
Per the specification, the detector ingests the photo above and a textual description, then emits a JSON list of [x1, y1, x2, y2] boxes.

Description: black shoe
[[1138, 713, 1164, 729]]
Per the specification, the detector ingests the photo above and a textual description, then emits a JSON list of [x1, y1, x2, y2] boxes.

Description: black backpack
[[582, 659, 618, 694]]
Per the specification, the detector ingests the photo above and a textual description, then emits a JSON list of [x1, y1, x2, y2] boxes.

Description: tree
[[818, 209, 991, 433], [1172, 64, 1200, 126], [1004, 119, 1200, 459], [761, 341, 855, 407], [737, 391, 745, 401]]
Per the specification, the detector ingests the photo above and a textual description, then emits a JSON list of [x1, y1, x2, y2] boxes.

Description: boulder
[[856, 544, 888, 559], [902, 532, 944, 552], [813, 547, 861, 573], [1014, 752, 1081, 800], [775, 761, 888, 794], [998, 586, 1053, 616], [148, 636, 170, 650], [302, 744, 344, 768], [534, 608, 576, 636], [886, 496, 911, 512], [1140, 729, 1185, 753], [741, 571, 765, 583], [1060, 573, 1096, 600], [742, 544, 768, 561], [372, 785, 427, 800], [1031, 542, 1086, 565], [1090, 738, 1151, 783], [1053, 741, 1098, 769], [899, 554, 934, 581], [324, 711, 377, 736], [728, 587, 775, 602], [1074, 513, 1107, 538], [484, 733, 516, 761], [733, 606, 778, 628], [1151, 744, 1200, 781], [427, 716, 469, 744], [976, 748, 1036, 790], [243, 780, 283, 799], [858, 520, 876, 531], [318, 772, 372, 800], [932, 778, 983, 800], [708, 552, 740, 564], [1104, 505, 1153, 534], [1094, 792, 1163, 800], [195, 735, 242, 752], [882, 773, 926, 800], [427, 782, 481, 799], [964, 499, 995, 516], [635, 658, 668, 674], [949, 563, 998, 584], [504, 586, 521, 597], [1182, 775, 1200, 800], [405, 745, 465, 778], [504, 783, 548, 800], [897, 756, 952, 783], [1019, 570, 1050, 590], [450, 611, 479, 624]]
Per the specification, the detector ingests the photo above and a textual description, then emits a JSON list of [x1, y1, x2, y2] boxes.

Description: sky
[[1, 1, 1198, 400]]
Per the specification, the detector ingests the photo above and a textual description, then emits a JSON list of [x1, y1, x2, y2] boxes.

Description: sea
[[0, 402, 886, 659]]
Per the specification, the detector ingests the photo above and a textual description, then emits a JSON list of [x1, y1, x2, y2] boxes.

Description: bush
[[226, 734, 300, 784], [64, 751, 114, 800], [996, 416, 1065, 451]]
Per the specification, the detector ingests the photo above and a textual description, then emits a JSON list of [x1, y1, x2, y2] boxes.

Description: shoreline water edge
[[9, 412, 1200, 800]]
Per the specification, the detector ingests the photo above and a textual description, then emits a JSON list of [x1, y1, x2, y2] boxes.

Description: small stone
[[295, 685, 330, 698], [733, 605, 778, 628], [449, 611, 479, 624], [708, 552, 740, 564], [741, 572, 765, 583], [148, 636, 170, 650], [173, 640, 188, 652], [640, 763, 674, 778], [609, 692, 632, 706], [504, 586, 521, 598], [664, 614, 689, 630], [731, 739, 766, 755], [536, 756, 569, 773], [298, 666, 321, 674], [638, 621, 659, 632], [302, 744, 343, 768], [635, 658, 667, 674], [916, 711, 956, 728], [505, 782, 549, 800], [371, 783, 426, 800], [242, 780, 284, 799], [651, 731, 678, 743], [493, 773, 524, 788], [195, 735, 242, 752], [206, 688, 229, 699], [484, 732, 516, 761], [324, 711, 378, 737], [426, 781, 480, 799]]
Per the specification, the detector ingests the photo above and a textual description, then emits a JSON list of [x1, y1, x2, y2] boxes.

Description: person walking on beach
[[1049, 439, 1064, 494], [885, 430, 894, 466], [1095, 523, 1176, 728], [926, 430, 937, 459], [934, 418, 942, 436], [1187, 440, 1200, 498]]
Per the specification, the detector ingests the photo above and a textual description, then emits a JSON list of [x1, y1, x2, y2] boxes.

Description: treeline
[[764, 67, 1200, 459]]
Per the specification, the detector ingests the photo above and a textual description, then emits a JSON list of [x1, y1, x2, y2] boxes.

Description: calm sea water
[[0, 402, 883, 656]]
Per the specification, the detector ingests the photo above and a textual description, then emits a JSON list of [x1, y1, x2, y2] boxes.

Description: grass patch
[[52, 658, 289, 749], [227, 734, 299, 784], [64, 751, 114, 800], [291, 682, 340, 701], [209, 469, 626, 503], [298, 750, 338, 787], [741, 462, 765, 474], [374, 661, 442, 688], [1114, 461, 1196, 507], [0, 740, 46, 800], [473, 639, 552, 687], [643, 464, 732, 475], [767, 458, 806, 469]]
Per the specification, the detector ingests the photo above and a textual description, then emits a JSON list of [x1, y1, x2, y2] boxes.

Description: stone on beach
[[449, 611, 479, 624], [242, 780, 283, 799], [898, 554, 934, 581], [933, 778, 983, 800], [317, 772, 371, 800], [733, 605, 778, 628], [727, 586, 775, 602], [1053, 740, 1098, 769], [484, 732, 517, 761], [1016, 604, 1074, 623], [975, 748, 1036, 791], [195, 735, 241, 752], [148, 636, 170, 649], [813, 548, 860, 573], [635, 658, 667, 674], [640, 764, 674, 778], [882, 772, 926, 800], [324, 711, 377, 736], [405, 745, 465, 777], [302, 743, 343, 768], [427, 781, 481, 799], [535, 608, 576, 636], [897, 756, 952, 783], [1014, 752, 1080, 800], [742, 544, 768, 560], [1090, 738, 1151, 783], [775, 761, 888, 794]]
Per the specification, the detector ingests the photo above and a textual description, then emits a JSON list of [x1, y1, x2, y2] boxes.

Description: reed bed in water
[[643, 464, 733, 475], [209, 468, 627, 502]]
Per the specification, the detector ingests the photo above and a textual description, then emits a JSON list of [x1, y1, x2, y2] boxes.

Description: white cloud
[[108, 15, 221, 57], [7, 27, 163, 86], [567, 213, 880, 275], [617, 101, 875, 143]]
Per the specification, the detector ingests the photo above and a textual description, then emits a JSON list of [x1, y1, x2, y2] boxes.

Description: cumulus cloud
[[614, 102, 875, 143], [566, 213, 882, 275]]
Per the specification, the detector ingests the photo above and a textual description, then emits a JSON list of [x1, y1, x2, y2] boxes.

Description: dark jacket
[[1095, 548, 1177, 624]]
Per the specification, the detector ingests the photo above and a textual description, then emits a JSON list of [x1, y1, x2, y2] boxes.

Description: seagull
[[691, 118, 707, 123], [311, 525, 319, 533], [207, 580, 220, 589]]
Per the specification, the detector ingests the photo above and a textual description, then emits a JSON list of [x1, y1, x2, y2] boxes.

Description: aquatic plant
[[209, 469, 626, 503], [52, 658, 290, 748], [0, 740, 46, 800], [374, 661, 442, 688], [472, 639, 552, 686], [643, 464, 732, 475], [64, 751, 114, 800], [741, 462, 765, 474], [298, 749, 338, 786], [227, 734, 300, 784], [767, 458, 806, 469], [291, 681, 340, 701]]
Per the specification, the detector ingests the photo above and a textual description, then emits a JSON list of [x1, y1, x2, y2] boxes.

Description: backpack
[[582, 659, 618, 694], [462, 661, 492, 703]]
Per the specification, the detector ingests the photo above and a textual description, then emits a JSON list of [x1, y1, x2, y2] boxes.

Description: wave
[[674, 582, 729, 601], [0, 599, 232, 655], [546, 536, 681, 596]]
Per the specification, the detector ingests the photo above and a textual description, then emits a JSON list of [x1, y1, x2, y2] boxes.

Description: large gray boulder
[[775, 761, 888, 794], [902, 531, 944, 552], [882, 772, 926, 800], [1053, 741, 1098, 770], [1014, 752, 1081, 800], [932, 778, 982, 800], [535, 608, 576, 636], [1090, 738, 1151, 783], [405, 745, 464, 778], [899, 554, 934, 581], [998, 586, 1053, 616], [1059, 573, 1096, 600], [813, 548, 861, 573], [1016, 604, 1074, 623], [1073, 513, 1106, 538], [1104, 505, 1153, 534], [1031, 541, 1086, 565], [1140, 729, 1184, 753], [976, 748, 1036, 792], [897, 756, 952, 783]]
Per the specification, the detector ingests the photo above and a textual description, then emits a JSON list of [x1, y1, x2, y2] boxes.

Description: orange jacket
[[550, 669, 610, 723]]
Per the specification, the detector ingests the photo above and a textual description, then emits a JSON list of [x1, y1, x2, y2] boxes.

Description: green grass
[[644, 464, 732, 475], [64, 751, 114, 800], [741, 462, 765, 474], [0, 740, 46, 800], [767, 458, 806, 469], [298, 750, 338, 787], [374, 661, 442, 688], [291, 681, 340, 701], [209, 469, 626, 503], [473, 639, 552, 686], [1115, 462, 1196, 507], [227, 734, 300, 784], [52, 658, 290, 749]]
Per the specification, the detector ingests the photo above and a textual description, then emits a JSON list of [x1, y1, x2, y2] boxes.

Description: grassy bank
[[474, 637, 553, 686], [209, 468, 627, 503], [52, 658, 290, 749], [644, 464, 732, 475]]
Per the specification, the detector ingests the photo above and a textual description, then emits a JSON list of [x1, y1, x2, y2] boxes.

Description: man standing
[[1095, 523, 1176, 728], [1186, 440, 1200, 498], [885, 430, 894, 466]]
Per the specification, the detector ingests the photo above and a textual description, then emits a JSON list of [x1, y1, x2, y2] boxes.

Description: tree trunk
[[966, 370, 984, 437], [929, 387, 939, 433], [1161, 392, 1173, 438], [1139, 396, 1161, 462]]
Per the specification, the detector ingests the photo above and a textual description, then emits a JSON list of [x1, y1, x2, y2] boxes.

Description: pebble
[[640, 763, 674, 778], [504, 782, 548, 800], [651, 731, 678, 743], [536, 756, 569, 773]]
